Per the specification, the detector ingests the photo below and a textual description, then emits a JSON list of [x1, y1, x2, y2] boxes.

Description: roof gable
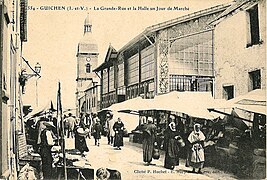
[[209, 0, 259, 26]]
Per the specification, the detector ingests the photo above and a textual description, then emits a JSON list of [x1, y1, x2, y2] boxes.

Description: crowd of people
[[25, 111, 207, 179], [141, 114, 206, 174], [23, 107, 265, 179], [25, 112, 125, 179]]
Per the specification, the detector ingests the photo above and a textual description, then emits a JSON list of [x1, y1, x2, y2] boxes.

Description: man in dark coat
[[142, 117, 157, 166], [113, 117, 124, 150], [39, 122, 56, 179], [92, 117, 102, 146]]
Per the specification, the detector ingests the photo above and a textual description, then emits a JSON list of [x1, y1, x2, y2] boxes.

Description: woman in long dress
[[188, 123, 206, 173], [142, 117, 157, 166], [164, 121, 181, 170], [74, 118, 89, 154], [113, 117, 124, 150]]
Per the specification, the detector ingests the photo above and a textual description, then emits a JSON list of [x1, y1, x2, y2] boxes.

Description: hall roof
[[119, 2, 232, 52]]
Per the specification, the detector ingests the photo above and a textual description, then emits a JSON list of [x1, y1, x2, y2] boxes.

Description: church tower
[[76, 14, 99, 115]]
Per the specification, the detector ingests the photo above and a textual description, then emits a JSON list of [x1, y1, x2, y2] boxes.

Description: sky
[[22, 0, 232, 110]]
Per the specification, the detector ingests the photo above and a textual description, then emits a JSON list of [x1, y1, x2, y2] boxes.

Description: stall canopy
[[103, 97, 153, 112], [104, 91, 225, 120], [112, 111, 139, 132], [210, 89, 266, 115], [150, 91, 225, 119], [25, 100, 56, 120]]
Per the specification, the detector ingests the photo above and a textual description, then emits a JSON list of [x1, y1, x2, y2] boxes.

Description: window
[[127, 54, 139, 85], [141, 46, 155, 82], [169, 75, 213, 92], [86, 63, 91, 73], [169, 30, 213, 76], [249, 70, 261, 91], [118, 63, 124, 87], [109, 66, 115, 91], [223, 85, 234, 100], [94, 97, 96, 107], [103, 70, 108, 94], [247, 5, 260, 46]]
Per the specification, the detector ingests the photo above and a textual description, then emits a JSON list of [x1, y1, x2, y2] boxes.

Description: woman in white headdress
[[188, 123, 206, 173], [163, 115, 182, 170]]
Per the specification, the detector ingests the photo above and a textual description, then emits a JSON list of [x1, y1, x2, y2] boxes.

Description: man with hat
[[40, 121, 56, 179], [92, 117, 102, 146], [64, 113, 76, 138], [106, 112, 115, 145]]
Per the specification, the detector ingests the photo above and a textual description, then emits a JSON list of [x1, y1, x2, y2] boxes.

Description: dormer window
[[86, 63, 91, 73]]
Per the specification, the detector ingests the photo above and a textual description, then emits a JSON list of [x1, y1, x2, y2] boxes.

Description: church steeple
[[76, 14, 99, 116], [84, 13, 92, 34]]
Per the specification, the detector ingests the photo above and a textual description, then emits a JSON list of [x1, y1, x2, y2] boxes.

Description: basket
[[152, 148, 160, 159], [77, 128, 90, 137], [177, 136, 185, 147]]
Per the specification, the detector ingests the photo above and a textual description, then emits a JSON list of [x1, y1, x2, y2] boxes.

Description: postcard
[[1, 0, 265, 179]]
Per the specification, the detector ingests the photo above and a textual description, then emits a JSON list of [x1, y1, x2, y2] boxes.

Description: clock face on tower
[[86, 57, 91, 62]]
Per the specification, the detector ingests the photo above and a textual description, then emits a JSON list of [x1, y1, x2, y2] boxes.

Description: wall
[[77, 54, 98, 80], [1, 0, 25, 178], [85, 85, 98, 113], [1, 2, 10, 178], [214, 1, 266, 99]]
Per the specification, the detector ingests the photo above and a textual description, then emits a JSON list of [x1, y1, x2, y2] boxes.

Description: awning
[[210, 89, 266, 115], [103, 97, 153, 111], [25, 100, 56, 120], [104, 91, 225, 120], [150, 91, 225, 119], [112, 111, 139, 132]]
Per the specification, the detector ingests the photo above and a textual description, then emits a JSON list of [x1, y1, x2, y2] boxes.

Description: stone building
[[76, 14, 100, 116], [210, 0, 266, 100], [0, 0, 28, 179], [94, 2, 232, 109]]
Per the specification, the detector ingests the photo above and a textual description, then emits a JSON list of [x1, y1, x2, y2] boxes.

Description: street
[[65, 137, 236, 180]]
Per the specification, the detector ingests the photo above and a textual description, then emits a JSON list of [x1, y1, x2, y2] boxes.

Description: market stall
[[208, 89, 266, 179], [52, 147, 94, 179], [121, 91, 227, 155], [25, 101, 56, 120]]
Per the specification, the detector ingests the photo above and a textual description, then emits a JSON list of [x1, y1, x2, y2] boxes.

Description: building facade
[[94, 3, 232, 109], [211, 0, 266, 100], [76, 14, 100, 116], [1, 0, 28, 179]]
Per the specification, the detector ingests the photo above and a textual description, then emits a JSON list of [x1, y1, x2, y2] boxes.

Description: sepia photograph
[[0, 0, 266, 179]]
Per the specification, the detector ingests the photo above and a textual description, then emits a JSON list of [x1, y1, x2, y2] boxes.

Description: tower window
[[86, 63, 91, 73], [249, 70, 261, 91], [247, 5, 260, 46], [223, 85, 234, 100]]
